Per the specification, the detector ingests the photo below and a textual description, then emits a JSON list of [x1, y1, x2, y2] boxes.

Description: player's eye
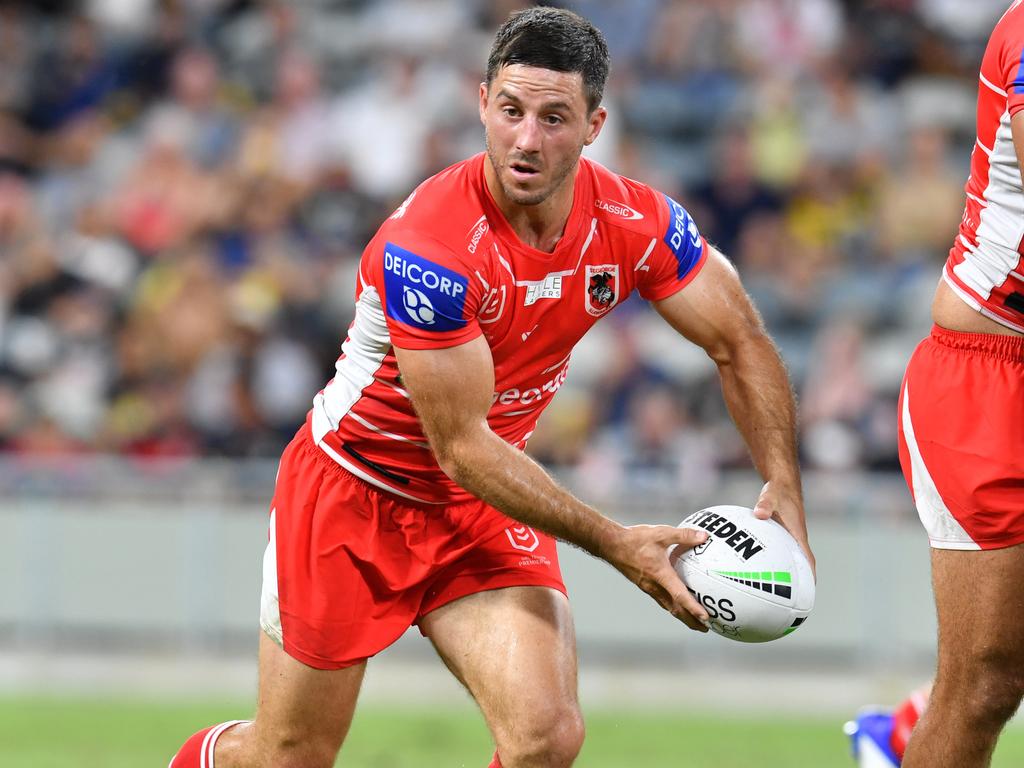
[[543, 114, 564, 126], [502, 107, 520, 118]]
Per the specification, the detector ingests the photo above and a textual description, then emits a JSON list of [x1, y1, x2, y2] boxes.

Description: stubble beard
[[485, 133, 582, 207]]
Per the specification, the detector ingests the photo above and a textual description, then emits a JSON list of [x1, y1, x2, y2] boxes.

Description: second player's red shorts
[[259, 422, 566, 669], [897, 325, 1024, 550]]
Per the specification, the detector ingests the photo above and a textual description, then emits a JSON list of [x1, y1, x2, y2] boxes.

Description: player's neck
[[484, 161, 576, 253]]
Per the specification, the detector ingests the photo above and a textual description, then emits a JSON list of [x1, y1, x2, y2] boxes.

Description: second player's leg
[[902, 543, 1024, 768], [420, 586, 585, 768], [216, 631, 366, 768]]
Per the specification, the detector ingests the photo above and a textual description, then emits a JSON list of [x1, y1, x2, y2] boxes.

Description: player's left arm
[[652, 246, 814, 574]]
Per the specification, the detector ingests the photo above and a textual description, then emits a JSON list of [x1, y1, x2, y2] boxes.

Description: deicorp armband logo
[[383, 243, 469, 331], [662, 194, 703, 279]]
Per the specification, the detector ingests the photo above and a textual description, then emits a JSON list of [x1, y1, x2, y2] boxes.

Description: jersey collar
[[476, 153, 593, 262]]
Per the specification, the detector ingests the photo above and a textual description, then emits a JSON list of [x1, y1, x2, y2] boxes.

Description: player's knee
[[937, 656, 1024, 729], [499, 705, 584, 768], [967, 674, 1024, 728]]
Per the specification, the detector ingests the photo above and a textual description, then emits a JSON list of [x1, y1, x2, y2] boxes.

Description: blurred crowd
[[0, 0, 1009, 490]]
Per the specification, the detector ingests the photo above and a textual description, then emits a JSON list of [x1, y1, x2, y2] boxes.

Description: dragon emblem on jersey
[[585, 264, 619, 316]]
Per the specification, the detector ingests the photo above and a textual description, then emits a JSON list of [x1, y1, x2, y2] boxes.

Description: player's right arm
[[393, 337, 712, 632]]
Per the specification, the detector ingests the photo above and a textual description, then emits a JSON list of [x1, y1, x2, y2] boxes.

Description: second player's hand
[[752, 481, 816, 578], [604, 524, 711, 632]]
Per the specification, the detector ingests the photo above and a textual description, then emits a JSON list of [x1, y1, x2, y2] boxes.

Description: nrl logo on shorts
[[506, 525, 540, 553], [585, 264, 619, 316]]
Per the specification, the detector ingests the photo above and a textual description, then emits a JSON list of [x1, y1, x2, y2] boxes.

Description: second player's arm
[[393, 338, 711, 630], [653, 246, 814, 573]]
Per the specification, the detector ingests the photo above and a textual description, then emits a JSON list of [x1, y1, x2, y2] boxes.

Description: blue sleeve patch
[[383, 242, 469, 331], [662, 194, 704, 280]]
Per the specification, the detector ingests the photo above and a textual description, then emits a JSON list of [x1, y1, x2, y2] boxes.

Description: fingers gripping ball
[[671, 505, 815, 642]]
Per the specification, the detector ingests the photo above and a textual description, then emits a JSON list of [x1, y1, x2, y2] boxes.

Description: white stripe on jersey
[[570, 218, 599, 275], [541, 353, 572, 374], [1001, 0, 1024, 24], [512, 218, 600, 293], [380, 379, 411, 399], [497, 251, 515, 278], [943, 264, 1024, 333], [955, 109, 1024, 300], [516, 269, 573, 287], [346, 410, 430, 448], [515, 429, 535, 448], [943, 263, 985, 311], [311, 286, 390, 443], [317, 439, 441, 504], [976, 138, 994, 157], [980, 72, 1008, 97], [634, 237, 656, 272]]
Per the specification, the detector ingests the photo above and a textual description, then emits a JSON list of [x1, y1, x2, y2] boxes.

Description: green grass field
[[3, 696, 1023, 767]]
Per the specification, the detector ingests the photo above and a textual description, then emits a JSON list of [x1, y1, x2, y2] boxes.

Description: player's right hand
[[608, 524, 711, 632]]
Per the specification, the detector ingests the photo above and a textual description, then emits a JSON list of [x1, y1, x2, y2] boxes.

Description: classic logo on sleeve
[[383, 242, 469, 331], [595, 199, 644, 220], [663, 194, 704, 279]]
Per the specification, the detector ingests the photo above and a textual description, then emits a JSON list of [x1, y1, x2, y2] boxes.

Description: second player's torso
[[944, 0, 1024, 333]]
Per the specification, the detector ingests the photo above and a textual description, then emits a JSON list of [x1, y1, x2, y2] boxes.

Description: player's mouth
[[508, 160, 540, 181]]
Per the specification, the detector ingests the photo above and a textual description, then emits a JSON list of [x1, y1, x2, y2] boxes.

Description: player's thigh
[[420, 586, 581, 739], [247, 631, 365, 756], [931, 543, 1024, 689]]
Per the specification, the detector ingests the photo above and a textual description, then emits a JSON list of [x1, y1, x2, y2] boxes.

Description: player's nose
[[513, 117, 543, 154]]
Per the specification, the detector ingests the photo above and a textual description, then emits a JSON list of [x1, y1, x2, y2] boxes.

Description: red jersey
[[309, 153, 707, 503], [946, 0, 1024, 331]]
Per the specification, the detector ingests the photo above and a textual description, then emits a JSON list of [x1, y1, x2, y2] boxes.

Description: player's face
[[480, 64, 606, 207]]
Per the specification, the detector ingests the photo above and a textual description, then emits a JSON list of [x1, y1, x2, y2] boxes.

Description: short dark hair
[[486, 7, 610, 114]]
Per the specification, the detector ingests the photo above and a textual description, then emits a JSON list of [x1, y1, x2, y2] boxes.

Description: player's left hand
[[753, 480, 816, 579]]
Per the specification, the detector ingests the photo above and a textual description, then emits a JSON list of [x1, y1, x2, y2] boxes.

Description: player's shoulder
[[582, 158, 705, 287], [377, 154, 490, 260], [582, 157, 675, 238], [992, 1, 1024, 44]]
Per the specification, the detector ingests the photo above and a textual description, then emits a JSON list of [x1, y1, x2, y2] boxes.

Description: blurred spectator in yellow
[[876, 125, 963, 266]]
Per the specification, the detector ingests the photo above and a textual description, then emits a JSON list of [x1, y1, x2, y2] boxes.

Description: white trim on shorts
[[901, 383, 981, 551], [259, 508, 285, 646]]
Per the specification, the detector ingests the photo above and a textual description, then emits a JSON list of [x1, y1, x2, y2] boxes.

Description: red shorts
[[897, 325, 1024, 550], [259, 423, 565, 669]]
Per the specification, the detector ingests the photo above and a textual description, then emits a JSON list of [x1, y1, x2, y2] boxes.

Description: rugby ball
[[672, 505, 814, 643]]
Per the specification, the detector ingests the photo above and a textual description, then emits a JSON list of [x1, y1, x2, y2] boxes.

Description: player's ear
[[583, 106, 607, 147], [479, 82, 489, 125]]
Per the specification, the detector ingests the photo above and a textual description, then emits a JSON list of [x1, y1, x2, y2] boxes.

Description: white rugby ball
[[672, 505, 814, 643]]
